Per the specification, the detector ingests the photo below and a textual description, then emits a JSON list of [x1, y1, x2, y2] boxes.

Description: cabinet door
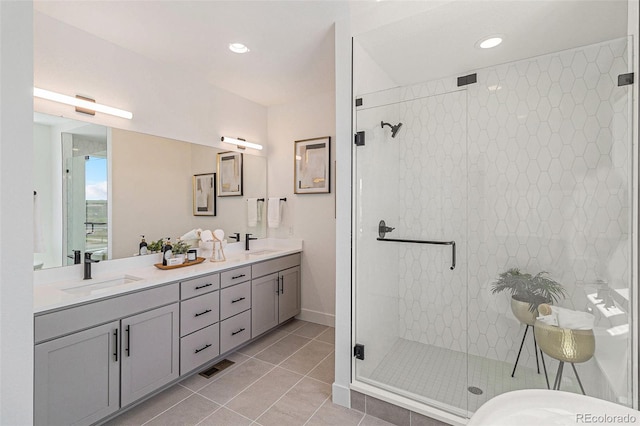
[[34, 321, 119, 426], [120, 303, 179, 407], [279, 266, 300, 323], [251, 273, 278, 337]]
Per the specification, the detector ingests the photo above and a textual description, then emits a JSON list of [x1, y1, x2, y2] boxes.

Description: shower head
[[381, 121, 403, 138]]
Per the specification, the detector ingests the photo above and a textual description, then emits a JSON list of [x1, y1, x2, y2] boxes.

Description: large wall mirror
[[34, 112, 267, 270]]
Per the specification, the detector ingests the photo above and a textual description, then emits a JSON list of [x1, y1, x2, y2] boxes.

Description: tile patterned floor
[[368, 338, 570, 415], [104, 320, 398, 426]]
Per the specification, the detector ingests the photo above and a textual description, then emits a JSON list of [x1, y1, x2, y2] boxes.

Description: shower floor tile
[[368, 338, 576, 413]]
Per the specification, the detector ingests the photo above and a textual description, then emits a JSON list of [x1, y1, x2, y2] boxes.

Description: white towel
[[552, 306, 595, 330], [200, 229, 214, 242], [268, 197, 281, 228], [247, 198, 258, 227], [33, 192, 45, 253], [180, 228, 202, 241], [538, 306, 595, 330]]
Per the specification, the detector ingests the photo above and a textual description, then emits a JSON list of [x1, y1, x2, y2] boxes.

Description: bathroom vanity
[[33, 239, 302, 426]]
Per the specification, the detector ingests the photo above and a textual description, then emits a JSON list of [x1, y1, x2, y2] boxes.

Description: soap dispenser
[[139, 235, 148, 255], [162, 237, 172, 266]]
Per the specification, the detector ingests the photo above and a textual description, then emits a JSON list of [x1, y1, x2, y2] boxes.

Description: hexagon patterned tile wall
[[388, 37, 631, 400]]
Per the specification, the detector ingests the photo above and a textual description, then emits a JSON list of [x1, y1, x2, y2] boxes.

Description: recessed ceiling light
[[477, 36, 503, 49], [229, 43, 250, 54]]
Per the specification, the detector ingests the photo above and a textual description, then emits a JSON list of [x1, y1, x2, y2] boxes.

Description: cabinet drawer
[[220, 266, 251, 288], [180, 291, 220, 337], [180, 323, 220, 375], [220, 310, 251, 354], [252, 253, 301, 279], [220, 281, 251, 320], [180, 273, 220, 300]]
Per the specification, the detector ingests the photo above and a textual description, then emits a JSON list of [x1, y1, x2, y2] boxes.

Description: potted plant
[[491, 268, 567, 325], [173, 239, 191, 263], [147, 238, 164, 254]]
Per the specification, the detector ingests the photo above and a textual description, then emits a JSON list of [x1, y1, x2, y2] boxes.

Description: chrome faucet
[[245, 233, 257, 251], [84, 252, 100, 280]]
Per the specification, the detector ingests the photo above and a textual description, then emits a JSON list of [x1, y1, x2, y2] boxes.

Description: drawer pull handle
[[113, 329, 118, 362], [231, 297, 246, 303], [231, 328, 246, 336], [194, 344, 212, 354], [126, 325, 131, 357], [195, 283, 213, 290], [194, 309, 212, 317], [231, 274, 246, 280]]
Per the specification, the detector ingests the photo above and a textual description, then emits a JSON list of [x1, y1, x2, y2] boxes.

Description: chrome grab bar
[[376, 237, 456, 270]]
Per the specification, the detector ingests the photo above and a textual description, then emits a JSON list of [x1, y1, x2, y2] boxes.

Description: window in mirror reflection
[[62, 129, 109, 266]]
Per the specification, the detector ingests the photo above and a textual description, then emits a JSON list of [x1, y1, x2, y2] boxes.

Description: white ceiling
[[34, 1, 629, 107], [34, 1, 353, 107], [356, 0, 629, 88]]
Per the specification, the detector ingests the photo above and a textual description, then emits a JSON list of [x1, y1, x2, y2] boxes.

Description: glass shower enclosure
[[352, 3, 635, 418]]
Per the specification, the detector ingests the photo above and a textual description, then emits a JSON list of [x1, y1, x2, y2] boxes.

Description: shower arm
[[377, 236, 456, 270]]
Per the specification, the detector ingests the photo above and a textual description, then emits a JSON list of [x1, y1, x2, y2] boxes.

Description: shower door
[[353, 37, 636, 418], [353, 89, 470, 416]]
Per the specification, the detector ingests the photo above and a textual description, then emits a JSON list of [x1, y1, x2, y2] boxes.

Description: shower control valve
[[378, 220, 395, 239]]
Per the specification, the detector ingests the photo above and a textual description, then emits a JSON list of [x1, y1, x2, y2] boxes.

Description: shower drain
[[467, 386, 484, 395]]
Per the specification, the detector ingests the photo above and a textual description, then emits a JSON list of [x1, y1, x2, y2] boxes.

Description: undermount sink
[[62, 275, 144, 296], [247, 249, 280, 256]]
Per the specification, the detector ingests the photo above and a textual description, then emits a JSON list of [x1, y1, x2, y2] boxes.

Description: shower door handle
[[377, 237, 456, 270]]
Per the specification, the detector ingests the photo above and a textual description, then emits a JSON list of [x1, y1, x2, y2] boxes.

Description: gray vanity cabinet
[[34, 321, 120, 426], [278, 266, 301, 321], [251, 273, 279, 337], [120, 303, 180, 407], [34, 283, 179, 426], [251, 254, 301, 338]]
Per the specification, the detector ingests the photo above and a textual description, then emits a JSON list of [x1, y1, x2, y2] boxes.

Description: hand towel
[[247, 198, 258, 227], [268, 197, 281, 228]]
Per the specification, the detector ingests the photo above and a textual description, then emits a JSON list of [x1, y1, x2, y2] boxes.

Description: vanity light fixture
[[221, 136, 263, 150], [476, 35, 503, 49], [229, 43, 250, 54], [33, 87, 133, 120]]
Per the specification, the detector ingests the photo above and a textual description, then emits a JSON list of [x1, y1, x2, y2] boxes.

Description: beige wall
[[111, 129, 268, 258], [111, 129, 192, 258], [267, 90, 336, 325]]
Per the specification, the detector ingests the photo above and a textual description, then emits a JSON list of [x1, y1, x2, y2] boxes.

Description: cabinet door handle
[[231, 328, 245, 336], [280, 276, 284, 295], [194, 343, 212, 354], [126, 325, 131, 357], [231, 297, 246, 303], [194, 309, 212, 317], [113, 329, 118, 362], [195, 283, 213, 290], [232, 273, 246, 280]]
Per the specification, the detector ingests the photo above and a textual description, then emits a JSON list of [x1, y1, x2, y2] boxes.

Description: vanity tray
[[154, 257, 206, 270]]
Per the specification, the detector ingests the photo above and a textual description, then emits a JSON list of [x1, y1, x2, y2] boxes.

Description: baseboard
[[332, 383, 351, 408], [296, 309, 335, 327]]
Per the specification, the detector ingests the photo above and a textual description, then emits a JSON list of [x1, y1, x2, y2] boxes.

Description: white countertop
[[34, 238, 303, 314]]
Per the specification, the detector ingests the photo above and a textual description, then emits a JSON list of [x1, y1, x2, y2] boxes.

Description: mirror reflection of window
[[84, 156, 108, 260]]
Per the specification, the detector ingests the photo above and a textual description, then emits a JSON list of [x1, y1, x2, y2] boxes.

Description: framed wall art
[[294, 136, 331, 194], [193, 173, 216, 216], [217, 151, 243, 196]]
